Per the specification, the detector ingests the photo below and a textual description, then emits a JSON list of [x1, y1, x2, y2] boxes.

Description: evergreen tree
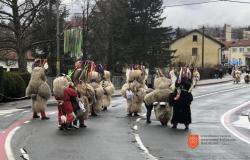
[[88, 0, 174, 73], [127, 0, 174, 68]]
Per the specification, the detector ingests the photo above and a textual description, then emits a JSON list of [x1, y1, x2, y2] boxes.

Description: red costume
[[57, 87, 77, 126]]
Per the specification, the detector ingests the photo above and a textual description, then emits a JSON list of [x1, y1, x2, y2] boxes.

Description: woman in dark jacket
[[169, 80, 193, 130]]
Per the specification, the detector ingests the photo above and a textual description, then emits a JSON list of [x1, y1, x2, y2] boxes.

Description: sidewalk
[[0, 75, 234, 110], [197, 75, 233, 86]]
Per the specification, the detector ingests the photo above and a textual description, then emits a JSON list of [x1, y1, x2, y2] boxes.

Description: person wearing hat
[[169, 80, 193, 130]]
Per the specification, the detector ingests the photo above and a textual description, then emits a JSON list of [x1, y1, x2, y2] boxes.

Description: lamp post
[[56, 0, 60, 75]]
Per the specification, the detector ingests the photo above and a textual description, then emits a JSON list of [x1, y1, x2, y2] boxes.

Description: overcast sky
[[162, 0, 250, 29], [63, 0, 250, 29]]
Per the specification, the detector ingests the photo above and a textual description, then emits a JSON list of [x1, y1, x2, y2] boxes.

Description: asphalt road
[[1, 80, 250, 160]]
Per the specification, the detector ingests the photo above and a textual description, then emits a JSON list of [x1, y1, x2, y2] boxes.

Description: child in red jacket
[[57, 86, 78, 130]]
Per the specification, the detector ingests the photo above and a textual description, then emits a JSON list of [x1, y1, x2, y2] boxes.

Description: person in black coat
[[169, 80, 193, 130]]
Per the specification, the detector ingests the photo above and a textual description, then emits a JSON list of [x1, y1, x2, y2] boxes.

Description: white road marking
[[133, 125, 138, 131], [133, 116, 158, 160], [20, 148, 29, 160], [194, 86, 248, 99], [134, 133, 158, 160], [198, 81, 231, 88], [232, 116, 250, 129], [5, 126, 21, 160], [221, 101, 250, 144], [48, 111, 56, 115], [0, 109, 24, 117], [136, 118, 141, 122], [4, 114, 14, 118], [24, 121, 30, 124]]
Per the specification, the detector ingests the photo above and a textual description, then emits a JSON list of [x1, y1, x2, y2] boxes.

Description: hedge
[[199, 68, 218, 80], [199, 67, 226, 80], [15, 72, 31, 87], [2, 72, 26, 101]]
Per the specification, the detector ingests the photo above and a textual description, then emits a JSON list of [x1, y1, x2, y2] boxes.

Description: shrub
[[199, 68, 217, 80], [2, 72, 26, 101], [15, 72, 31, 87]]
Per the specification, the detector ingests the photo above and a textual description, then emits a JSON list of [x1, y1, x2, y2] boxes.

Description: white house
[[223, 40, 250, 66], [0, 49, 34, 72]]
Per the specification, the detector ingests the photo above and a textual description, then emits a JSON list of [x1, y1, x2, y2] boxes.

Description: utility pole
[[202, 26, 205, 68], [56, 0, 60, 75], [0, 67, 3, 101], [82, 0, 90, 59]]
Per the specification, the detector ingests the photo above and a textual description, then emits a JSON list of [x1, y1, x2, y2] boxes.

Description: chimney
[[224, 24, 231, 41]]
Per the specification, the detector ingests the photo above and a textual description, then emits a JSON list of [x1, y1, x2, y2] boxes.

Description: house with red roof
[[221, 25, 250, 66], [0, 49, 35, 72]]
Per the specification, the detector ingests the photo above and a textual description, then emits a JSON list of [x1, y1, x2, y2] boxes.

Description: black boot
[[41, 117, 50, 120], [184, 124, 189, 130], [146, 103, 153, 124], [33, 113, 40, 119], [134, 113, 139, 117], [91, 111, 98, 116], [172, 123, 177, 129]]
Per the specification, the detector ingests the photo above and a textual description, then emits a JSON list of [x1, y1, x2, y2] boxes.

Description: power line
[[222, 0, 250, 4], [165, 0, 221, 7], [164, 0, 250, 7]]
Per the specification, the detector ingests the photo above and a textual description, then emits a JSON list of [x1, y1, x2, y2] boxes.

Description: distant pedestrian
[[246, 66, 250, 74], [218, 67, 223, 79]]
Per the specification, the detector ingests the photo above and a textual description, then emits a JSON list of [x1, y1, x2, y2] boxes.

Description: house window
[[192, 48, 198, 56], [232, 48, 237, 52], [240, 48, 244, 52], [193, 35, 198, 42], [247, 48, 250, 52]]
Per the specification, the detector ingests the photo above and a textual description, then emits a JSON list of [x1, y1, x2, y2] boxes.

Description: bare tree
[[0, 0, 47, 71]]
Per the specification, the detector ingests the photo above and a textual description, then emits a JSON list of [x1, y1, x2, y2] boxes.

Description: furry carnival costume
[[101, 71, 115, 110], [53, 76, 89, 129], [26, 67, 51, 120], [234, 70, 241, 84], [72, 60, 104, 116], [88, 71, 104, 115], [144, 76, 173, 125], [53, 76, 76, 129], [121, 66, 148, 116], [190, 68, 200, 90]]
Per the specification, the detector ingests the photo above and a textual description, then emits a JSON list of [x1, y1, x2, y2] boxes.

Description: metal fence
[[47, 77, 56, 92], [112, 76, 125, 89]]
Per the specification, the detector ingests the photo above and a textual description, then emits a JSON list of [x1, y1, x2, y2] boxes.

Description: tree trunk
[[107, 36, 113, 73], [17, 41, 27, 72], [17, 51, 27, 72]]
